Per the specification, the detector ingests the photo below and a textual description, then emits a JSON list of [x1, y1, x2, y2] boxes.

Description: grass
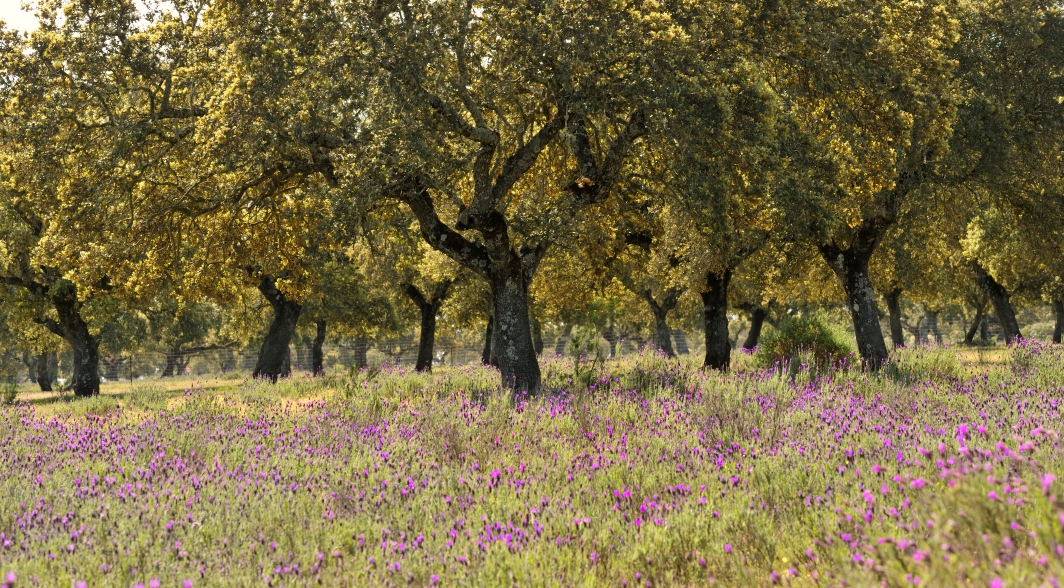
[[0, 344, 1062, 587]]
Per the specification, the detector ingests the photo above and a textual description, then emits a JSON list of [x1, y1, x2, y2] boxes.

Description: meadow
[[1, 344, 1062, 587]]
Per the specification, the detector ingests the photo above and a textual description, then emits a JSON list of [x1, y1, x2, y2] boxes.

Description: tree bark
[[1053, 300, 1063, 344], [919, 310, 942, 344], [554, 324, 572, 356], [531, 313, 544, 355], [35, 352, 52, 392], [41, 281, 100, 397], [603, 323, 618, 358], [742, 306, 768, 350], [884, 288, 905, 348], [641, 288, 682, 358], [312, 320, 326, 375], [490, 273, 539, 392], [162, 350, 178, 377], [404, 281, 451, 372], [481, 317, 494, 366], [965, 301, 986, 345], [252, 275, 302, 382], [352, 336, 368, 370], [820, 247, 889, 368], [701, 270, 731, 370], [971, 261, 1022, 343]]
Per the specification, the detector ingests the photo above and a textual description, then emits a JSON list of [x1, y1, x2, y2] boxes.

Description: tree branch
[[565, 109, 647, 205], [388, 177, 492, 279]]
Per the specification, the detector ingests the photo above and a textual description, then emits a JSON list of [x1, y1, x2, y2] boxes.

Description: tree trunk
[[352, 336, 368, 370], [531, 314, 544, 355], [672, 330, 690, 354], [252, 275, 302, 382], [1053, 300, 1063, 344], [980, 315, 989, 343], [965, 301, 986, 345], [821, 249, 889, 368], [652, 309, 675, 357], [742, 307, 768, 350], [490, 274, 540, 393], [554, 324, 572, 356], [603, 323, 618, 358], [23, 353, 37, 384], [162, 350, 177, 377], [47, 282, 100, 397], [972, 262, 1022, 343], [404, 281, 452, 373], [35, 352, 52, 392], [701, 270, 731, 370], [312, 320, 326, 375], [919, 310, 942, 344], [414, 300, 437, 372], [884, 288, 905, 348], [481, 317, 494, 366]]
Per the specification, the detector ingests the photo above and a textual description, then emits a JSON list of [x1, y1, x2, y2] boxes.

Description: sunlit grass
[[1, 344, 1062, 586]]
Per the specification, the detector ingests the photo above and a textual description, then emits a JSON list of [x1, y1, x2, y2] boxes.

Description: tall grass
[[0, 346, 1061, 586]]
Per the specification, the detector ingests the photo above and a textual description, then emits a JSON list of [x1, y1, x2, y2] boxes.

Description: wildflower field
[[1, 345, 1063, 587]]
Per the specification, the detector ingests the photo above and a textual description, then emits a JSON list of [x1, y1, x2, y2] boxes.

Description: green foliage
[[0, 379, 16, 405], [755, 313, 853, 370]]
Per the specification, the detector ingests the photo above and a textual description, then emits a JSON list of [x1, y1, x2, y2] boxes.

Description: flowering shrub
[[0, 349, 1062, 586]]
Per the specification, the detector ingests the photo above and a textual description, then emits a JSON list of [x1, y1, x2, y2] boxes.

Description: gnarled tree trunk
[[252, 275, 301, 382], [884, 288, 905, 348], [701, 270, 731, 370], [311, 320, 326, 375], [972, 261, 1021, 343], [41, 281, 100, 397], [821, 247, 889, 368]]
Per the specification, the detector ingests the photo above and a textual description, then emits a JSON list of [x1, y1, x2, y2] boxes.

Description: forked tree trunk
[[972, 262, 1022, 343], [36, 352, 53, 392], [884, 288, 905, 348], [252, 275, 302, 382], [1053, 300, 1063, 344], [311, 320, 326, 375], [821, 248, 889, 368], [741, 307, 768, 350], [701, 270, 731, 370], [965, 301, 986, 345], [404, 281, 452, 372]]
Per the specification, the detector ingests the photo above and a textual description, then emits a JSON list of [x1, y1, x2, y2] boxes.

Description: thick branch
[[565, 109, 647, 205], [403, 283, 429, 309], [389, 178, 492, 279]]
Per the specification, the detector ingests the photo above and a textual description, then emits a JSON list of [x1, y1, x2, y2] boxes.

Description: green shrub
[[1, 378, 17, 405], [754, 313, 852, 370]]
